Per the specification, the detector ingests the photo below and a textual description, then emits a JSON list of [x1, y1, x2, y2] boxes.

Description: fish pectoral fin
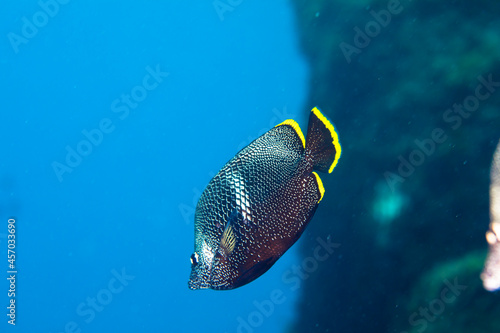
[[220, 223, 236, 256]]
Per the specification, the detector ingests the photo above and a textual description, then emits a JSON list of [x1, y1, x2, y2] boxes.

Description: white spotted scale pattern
[[188, 124, 323, 290]]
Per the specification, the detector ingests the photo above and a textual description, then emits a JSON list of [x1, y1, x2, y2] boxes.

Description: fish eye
[[190, 252, 199, 266]]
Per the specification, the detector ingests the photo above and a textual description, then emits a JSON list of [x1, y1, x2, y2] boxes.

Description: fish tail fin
[[305, 107, 341, 173]]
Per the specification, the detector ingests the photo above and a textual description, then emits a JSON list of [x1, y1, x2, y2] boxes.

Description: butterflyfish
[[188, 107, 341, 290]]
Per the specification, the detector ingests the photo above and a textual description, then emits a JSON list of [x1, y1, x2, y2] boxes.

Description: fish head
[[188, 229, 241, 290], [188, 237, 216, 290]]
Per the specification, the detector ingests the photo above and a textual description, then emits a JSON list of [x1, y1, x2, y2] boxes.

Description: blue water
[[1, 1, 308, 332]]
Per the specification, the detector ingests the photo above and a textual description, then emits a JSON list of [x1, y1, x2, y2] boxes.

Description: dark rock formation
[[290, 0, 500, 331]]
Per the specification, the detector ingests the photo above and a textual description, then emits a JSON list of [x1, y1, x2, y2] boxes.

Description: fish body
[[482, 139, 500, 291], [188, 107, 341, 290]]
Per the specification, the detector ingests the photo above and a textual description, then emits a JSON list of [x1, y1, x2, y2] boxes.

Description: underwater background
[[0, 1, 499, 333]]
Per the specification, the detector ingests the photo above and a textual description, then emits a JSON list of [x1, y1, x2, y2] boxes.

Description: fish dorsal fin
[[220, 223, 236, 256], [276, 119, 306, 149]]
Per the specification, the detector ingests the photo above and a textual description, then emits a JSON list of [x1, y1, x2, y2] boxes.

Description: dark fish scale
[[188, 107, 341, 290]]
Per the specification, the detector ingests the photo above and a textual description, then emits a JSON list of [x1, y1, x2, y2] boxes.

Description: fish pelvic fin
[[305, 107, 341, 173]]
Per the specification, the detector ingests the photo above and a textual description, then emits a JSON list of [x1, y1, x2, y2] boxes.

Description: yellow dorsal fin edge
[[275, 119, 306, 149], [312, 172, 325, 202], [312, 107, 342, 173]]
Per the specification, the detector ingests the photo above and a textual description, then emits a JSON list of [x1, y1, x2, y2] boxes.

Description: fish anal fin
[[312, 171, 325, 202]]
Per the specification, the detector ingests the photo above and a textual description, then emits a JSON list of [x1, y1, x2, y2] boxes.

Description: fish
[[188, 107, 341, 290], [481, 139, 500, 292]]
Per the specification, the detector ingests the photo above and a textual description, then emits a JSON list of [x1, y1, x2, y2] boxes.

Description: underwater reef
[[289, 0, 500, 332]]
